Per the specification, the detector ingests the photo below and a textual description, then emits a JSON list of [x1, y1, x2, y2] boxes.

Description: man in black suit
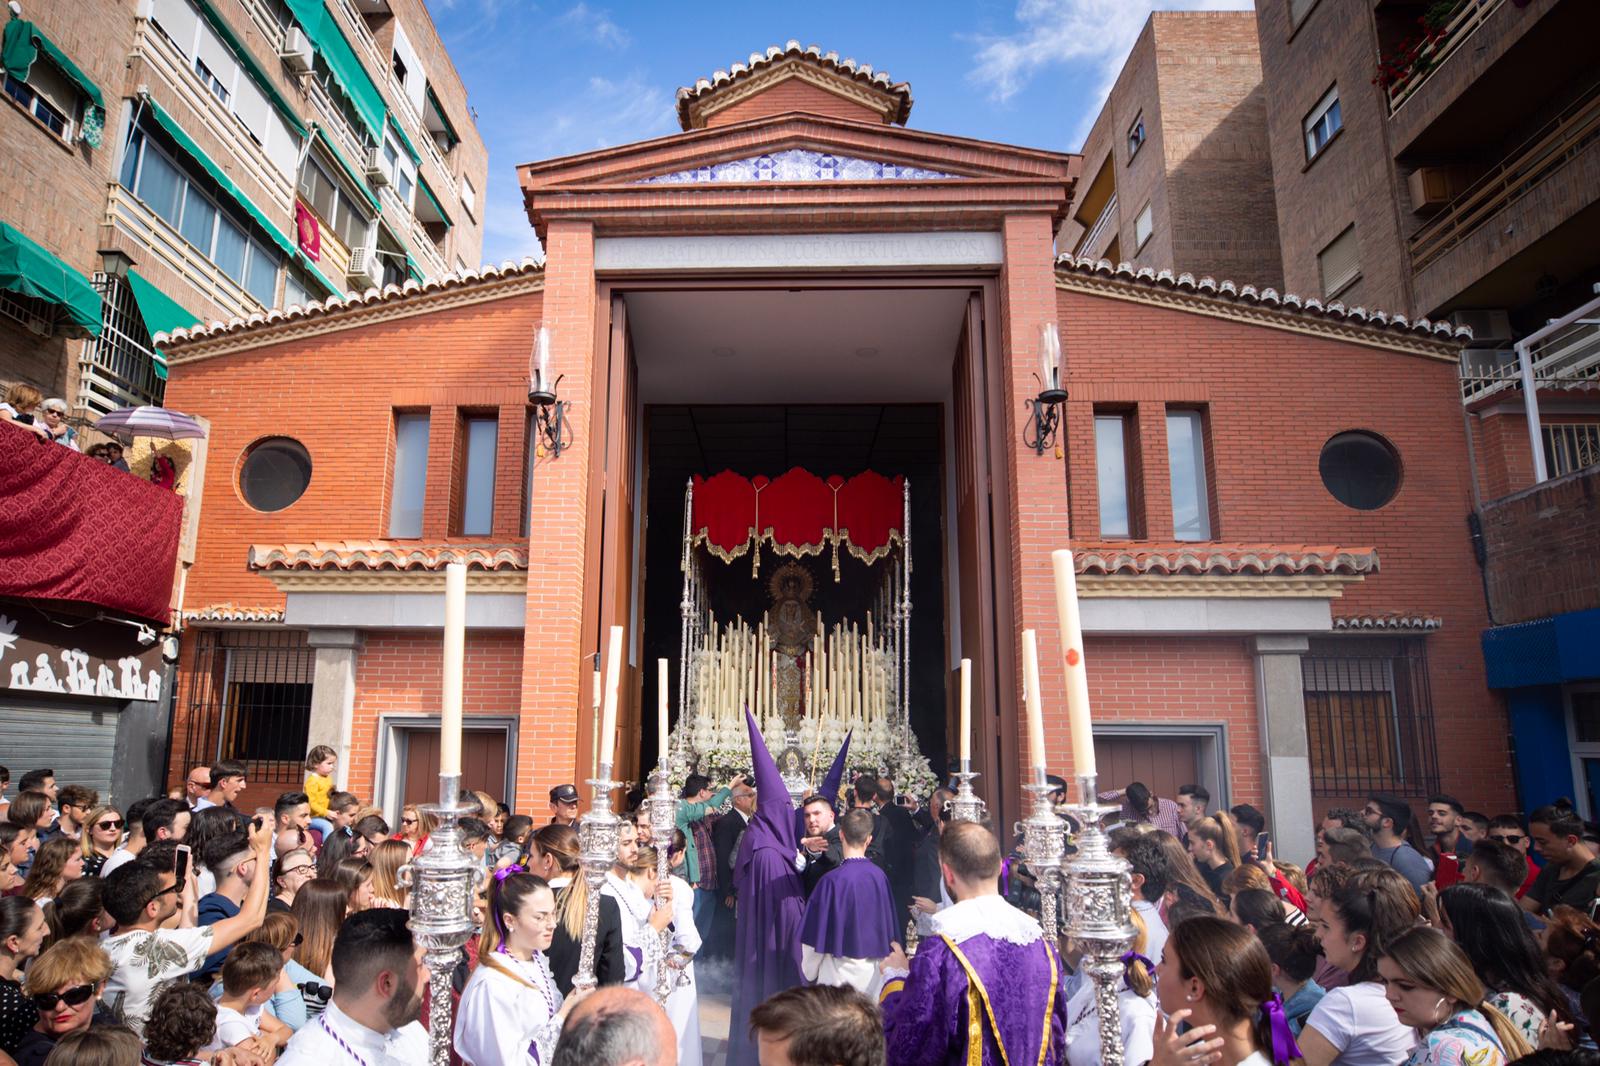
[[708, 778, 756, 958], [875, 775, 919, 920], [799, 794, 842, 896]]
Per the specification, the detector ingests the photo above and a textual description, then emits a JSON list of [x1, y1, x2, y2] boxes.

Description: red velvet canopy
[[691, 468, 905, 576], [0, 422, 183, 624]]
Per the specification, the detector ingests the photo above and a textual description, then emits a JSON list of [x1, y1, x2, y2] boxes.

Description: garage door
[[1094, 734, 1203, 803], [0, 699, 118, 803]]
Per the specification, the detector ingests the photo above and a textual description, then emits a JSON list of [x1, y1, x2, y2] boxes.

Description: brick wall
[[1051, 283, 1510, 811], [1480, 465, 1600, 625], [704, 78, 885, 128]]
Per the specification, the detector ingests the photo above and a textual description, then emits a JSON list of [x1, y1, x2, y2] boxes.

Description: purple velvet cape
[[728, 711, 846, 1065], [881, 929, 1070, 1066], [799, 856, 896, 959]]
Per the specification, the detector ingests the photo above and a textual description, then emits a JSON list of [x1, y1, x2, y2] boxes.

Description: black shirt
[[1528, 857, 1600, 915], [546, 885, 624, 996], [0, 976, 38, 1055], [13, 1028, 54, 1066], [1201, 860, 1235, 902]]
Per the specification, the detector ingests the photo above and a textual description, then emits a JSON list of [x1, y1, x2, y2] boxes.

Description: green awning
[[3, 18, 106, 145], [387, 113, 420, 165], [193, 0, 307, 139], [125, 270, 201, 381], [294, 249, 344, 299], [143, 98, 295, 256], [416, 174, 452, 229], [405, 256, 424, 283], [313, 126, 381, 214], [282, 0, 385, 146], [424, 84, 460, 150], [0, 220, 102, 337]]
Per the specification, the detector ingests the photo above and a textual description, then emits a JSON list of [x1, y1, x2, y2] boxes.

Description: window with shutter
[[1134, 202, 1153, 250], [1318, 225, 1360, 297]]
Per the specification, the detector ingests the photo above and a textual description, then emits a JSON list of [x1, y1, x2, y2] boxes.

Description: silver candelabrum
[[572, 765, 623, 993], [1015, 774, 1067, 944], [946, 760, 987, 824], [1060, 773, 1138, 1066], [401, 772, 487, 1066], [646, 760, 676, 1003]]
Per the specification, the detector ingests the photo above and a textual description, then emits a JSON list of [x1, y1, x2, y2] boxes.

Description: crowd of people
[[3, 738, 1599, 1066]]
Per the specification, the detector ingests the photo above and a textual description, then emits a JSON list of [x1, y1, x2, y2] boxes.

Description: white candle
[[600, 625, 623, 771], [958, 658, 971, 763], [440, 562, 467, 776], [657, 658, 669, 765], [1051, 549, 1097, 778], [1022, 629, 1046, 772]]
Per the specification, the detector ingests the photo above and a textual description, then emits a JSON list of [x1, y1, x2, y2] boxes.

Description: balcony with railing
[[78, 274, 166, 417], [1073, 192, 1119, 260], [1378, 0, 1505, 116], [105, 184, 264, 322], [1460, 302, 1600, 404]]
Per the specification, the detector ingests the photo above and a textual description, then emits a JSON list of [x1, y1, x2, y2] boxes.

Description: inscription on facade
[[594, 231, 1005, 272]]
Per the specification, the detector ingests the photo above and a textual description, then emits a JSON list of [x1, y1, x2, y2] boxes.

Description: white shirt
[[278, 1001, 428, 1066], [193, 797, 219, 812], [1305, 980, 1417, 1066], [102, 925, 216, 1035], [454, 952, 563, 1066], [1133, 899, 1168, 966], [1065, 979, 1156, 1066], [100, 847, 138, 877], [206, 1003, 263, 1051]]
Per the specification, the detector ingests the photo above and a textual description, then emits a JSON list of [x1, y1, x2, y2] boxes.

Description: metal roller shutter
[[0, 699, 118, 803]]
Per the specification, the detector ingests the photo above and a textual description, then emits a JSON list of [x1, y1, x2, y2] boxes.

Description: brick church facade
[[157, 44, 1504, 856]]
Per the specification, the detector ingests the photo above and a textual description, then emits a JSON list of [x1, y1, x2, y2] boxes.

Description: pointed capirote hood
[[820, 730, 852, 807], [745, 707, 797, 853]]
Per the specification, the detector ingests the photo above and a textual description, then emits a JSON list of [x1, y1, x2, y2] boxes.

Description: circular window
[[239, 438, 312, 512], [1319, 431, 1401, 510]]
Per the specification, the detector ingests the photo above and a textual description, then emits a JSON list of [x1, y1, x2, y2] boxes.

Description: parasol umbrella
[[93, 405, 207, 440]]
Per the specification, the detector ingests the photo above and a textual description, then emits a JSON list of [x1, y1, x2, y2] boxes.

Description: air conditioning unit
[[363, 147, 390, 187], [347, 247, 382, 290], [280, 28, 314, 74], [1452, 308, 1513, 343]]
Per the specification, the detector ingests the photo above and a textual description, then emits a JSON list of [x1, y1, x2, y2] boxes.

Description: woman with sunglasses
[[78, 807, 123, 878], [456, 869, 581, 1065], [270, 848, 315, 914], [21, 839, 83, 907], [243, 912, 313, 1032], [0, 897, 46, 1059], [397, 805, 436, 857], [15, 937, 112, 1065]]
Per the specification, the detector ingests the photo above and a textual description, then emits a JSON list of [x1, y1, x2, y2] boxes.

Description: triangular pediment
[[675, 43, 914, 130]]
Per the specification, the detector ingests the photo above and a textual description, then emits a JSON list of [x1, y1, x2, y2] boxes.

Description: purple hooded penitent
[[727, 712, 847, 1065]]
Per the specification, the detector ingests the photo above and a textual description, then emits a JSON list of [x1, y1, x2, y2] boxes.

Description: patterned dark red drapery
[[0, 423, 184, 624], [690, 467, 905, 575]]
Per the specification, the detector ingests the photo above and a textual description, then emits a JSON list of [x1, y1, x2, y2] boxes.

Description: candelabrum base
[[401, 773, 486, 1066], [572, 769, 622, 994], [947, 766, 986, 824], [1059, 773, 1138, 1066]]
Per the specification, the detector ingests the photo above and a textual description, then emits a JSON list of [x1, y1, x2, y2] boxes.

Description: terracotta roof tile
[[1332, 613, 1442, 631], [1055, 256, 1474, 343], [155, 259, 544, 348], [248, 541, 529, 572], [676, 41, 914, 129], [180, 605, 286, 624], [1073, 543, 1379, 576]]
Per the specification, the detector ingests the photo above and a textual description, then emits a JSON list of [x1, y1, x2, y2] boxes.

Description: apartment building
[[1060, 11, 1283, 289], [1, 0, 486, 417]]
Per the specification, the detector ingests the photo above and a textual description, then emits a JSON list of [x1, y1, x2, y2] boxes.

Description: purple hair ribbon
[[493, 863, 526, 883], [1260, 992, 1303, 1065], [1119, 949, 1153, 974]]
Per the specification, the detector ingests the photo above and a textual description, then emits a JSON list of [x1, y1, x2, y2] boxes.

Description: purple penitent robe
[[728, 713, 851, 1066], [880, 895, 1070, 1066]]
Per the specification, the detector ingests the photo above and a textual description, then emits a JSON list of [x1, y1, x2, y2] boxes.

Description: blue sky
[[427, 0, 1254, 266]]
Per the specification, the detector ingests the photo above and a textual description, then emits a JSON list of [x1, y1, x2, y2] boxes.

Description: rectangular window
[[1543, 423, 1600, 478], [1095, 414, 1132, 538], [1303, 86, 1342, 161], [3, 72, 70, 138], [1303, 638, 1440, 797], [460, 415, 499, 536], [178, 186, 218, 252], [1126, 113, 1145, 160], [389, 412, 430, 538], [1318, 224, 1360, 297], [1134, 202, 1153, 251], [1166, 409, 1211, 541], [194, 56, 230, 105], [461, 175, 477, 220]]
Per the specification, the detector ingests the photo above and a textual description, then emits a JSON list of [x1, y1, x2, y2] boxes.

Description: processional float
[[669, 468, 936, 799]]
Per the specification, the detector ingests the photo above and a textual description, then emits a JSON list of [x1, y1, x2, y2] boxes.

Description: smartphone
[[174, 843, 191, 885], [1256, 831, 1272, 861]]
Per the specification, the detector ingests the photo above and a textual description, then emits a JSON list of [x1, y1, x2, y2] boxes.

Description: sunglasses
[[95, 820, 124, 831], [291, 932, 305, 947], [143, 884, 180, 908], [31, 984, 95, 1011], [1489, 833, 1523, 844], [401, 817, 418, 826]]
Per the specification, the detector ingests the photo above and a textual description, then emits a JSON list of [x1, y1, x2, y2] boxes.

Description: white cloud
[[478, 73, 677, 264], [970, 0, 1255, 129], [555, 3, 630, 49]]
